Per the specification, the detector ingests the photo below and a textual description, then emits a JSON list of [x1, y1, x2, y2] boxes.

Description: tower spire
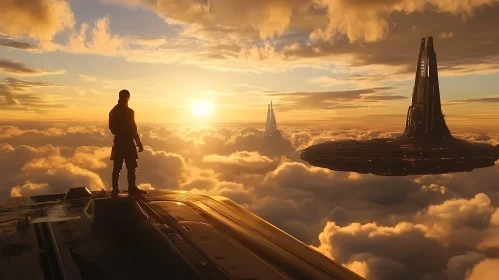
[[264, 101, 279, 137], [402, 36, 452, 139]]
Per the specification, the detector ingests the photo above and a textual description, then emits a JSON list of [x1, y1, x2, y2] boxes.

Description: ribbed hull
[[300, 138, 498, 176]]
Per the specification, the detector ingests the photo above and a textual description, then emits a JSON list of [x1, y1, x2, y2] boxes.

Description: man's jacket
[[109, 101, 142, 160]]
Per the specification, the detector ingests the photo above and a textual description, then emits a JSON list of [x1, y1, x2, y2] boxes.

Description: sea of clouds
[[1, 123, 499, 280]]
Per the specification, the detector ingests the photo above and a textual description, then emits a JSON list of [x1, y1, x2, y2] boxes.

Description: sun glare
[[191, 101, 214, 117]]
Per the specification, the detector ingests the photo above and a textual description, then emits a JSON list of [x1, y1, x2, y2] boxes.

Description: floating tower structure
[[299, 36, 499, 176], [402, 36, 452, 139]]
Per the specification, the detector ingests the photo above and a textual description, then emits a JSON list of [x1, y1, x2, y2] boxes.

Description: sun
[[191, 101, 214, 117]]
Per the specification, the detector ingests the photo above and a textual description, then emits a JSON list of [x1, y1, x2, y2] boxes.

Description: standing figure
[[109, 89, 147, 196]]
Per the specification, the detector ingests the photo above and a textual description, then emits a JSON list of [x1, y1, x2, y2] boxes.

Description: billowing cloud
[[466, 259, 499, 280], [0, 0, 74, 41], [65, 17, 125, 56], [311, 0, 499, 43], [203, 151, 278, 173], [135, 147, 188, 189], [21, 147, 108, 192], [415, 194, 495, 245], [444, 252, 486, 280], [104, 0, 498, 43], [311, 192, 499, 280], [0, 140, 189, 197], [0, 0, 496, 79], [102, 0, 311, 40], [1, 123, 499, 280], [68, 0, 497, 78], [10, 181, 49, 197]]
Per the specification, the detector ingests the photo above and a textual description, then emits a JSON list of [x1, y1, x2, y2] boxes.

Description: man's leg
[[112, 158, 124, 196], [125, 158, 147, 195]]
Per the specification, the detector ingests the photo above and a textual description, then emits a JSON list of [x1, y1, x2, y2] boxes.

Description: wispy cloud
[[438, 32, 454, 39], [0, 59, 65, 76], [267, 87, 406, 110], [0, 78, 67, 112], [78, 74, 98, 82], [0, 38, 38, 51], [446, 96, 499, 105]]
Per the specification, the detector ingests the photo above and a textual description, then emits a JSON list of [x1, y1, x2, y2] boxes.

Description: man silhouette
[[109, 89, 147, 196]]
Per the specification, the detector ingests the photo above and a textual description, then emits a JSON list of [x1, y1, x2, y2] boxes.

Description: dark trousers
[[112, 157, 138, 191]]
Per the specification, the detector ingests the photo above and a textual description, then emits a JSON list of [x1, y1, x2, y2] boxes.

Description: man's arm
[[130, 110, 144, 152], [109, 111, 116, 135]]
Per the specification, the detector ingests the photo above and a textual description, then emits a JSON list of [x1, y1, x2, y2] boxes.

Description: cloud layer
[[103, 0, 499, 43], [1, 123, 499, 280], [2, 0, 499, 78]]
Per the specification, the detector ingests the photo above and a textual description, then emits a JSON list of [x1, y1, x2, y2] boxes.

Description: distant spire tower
[[402, 36, 452, 139], [264, 101, 280, 137]]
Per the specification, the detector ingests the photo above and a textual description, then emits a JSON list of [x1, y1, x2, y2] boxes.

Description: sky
[[1, 0, 499, 127], [2, 1, 499, 280]]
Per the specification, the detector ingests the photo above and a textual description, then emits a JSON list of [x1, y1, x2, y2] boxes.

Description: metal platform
[[0, 189, 364, 280]]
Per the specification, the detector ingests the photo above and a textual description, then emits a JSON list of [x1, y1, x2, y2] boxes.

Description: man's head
[[119, 89, 130, 104]]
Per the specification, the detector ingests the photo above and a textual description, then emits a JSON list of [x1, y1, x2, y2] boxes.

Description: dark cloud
[[0, 60, 44, 75], [362, 94, 407, 101], [281, 5, 499, 81], [0, 59, 64, 76], [267, 87, 405, 110], [290, 5, 499, 65], [0, 38, 38, 51], [443, 251, 486, 280], [268, 88, 388, 98], [308, 73, 397, 87]]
